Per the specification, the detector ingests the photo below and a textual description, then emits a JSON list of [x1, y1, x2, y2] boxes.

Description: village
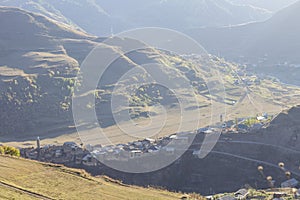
[[20, 113, 300, 199], [21, 131, 195, 167], [21, 113, 271, 166]]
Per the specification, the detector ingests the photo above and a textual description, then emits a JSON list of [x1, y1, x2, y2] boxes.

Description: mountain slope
[[0, 0, 110, 34], [0, 155, 187, 200], [0, 0, 271, 36], [191, 0, 300, 62], [0, 6, 212, 137], [0, 6, 100, 135], [190, 0, 300, 85], [228, 0, 298, 12], [97, 0, 271, 31], [1, 6, 300, 143], [0, 0, 82, 31]]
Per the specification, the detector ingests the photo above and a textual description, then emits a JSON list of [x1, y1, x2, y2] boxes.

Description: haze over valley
[[1, 1, 300, 199]]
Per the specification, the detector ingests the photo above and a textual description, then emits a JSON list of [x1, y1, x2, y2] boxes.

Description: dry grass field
[[0, 155, 200, 200]]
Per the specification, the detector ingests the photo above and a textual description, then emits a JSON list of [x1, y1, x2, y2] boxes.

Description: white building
[[130, 150, 142, 159]]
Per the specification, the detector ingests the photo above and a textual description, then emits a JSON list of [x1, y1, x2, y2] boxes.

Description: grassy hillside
[[0, 155, 200, 200], [1, 6, 300, 144]]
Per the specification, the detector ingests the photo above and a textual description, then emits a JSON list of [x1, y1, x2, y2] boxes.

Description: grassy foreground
[[0, 155, 200, 200]]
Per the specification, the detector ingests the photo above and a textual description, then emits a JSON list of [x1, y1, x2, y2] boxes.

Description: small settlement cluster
[[21, 131, 194, 167], [21, 114, 271, 167]]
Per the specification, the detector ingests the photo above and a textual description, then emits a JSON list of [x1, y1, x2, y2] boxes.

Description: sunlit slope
[[0, 155, 189, 200], [1, 6, 300, 143]]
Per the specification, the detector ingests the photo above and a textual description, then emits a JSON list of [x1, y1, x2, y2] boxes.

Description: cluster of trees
[[0, 145, 20, 157]]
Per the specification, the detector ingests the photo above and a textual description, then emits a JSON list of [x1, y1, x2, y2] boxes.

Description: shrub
[[0, 146, 4, 155], [0, 146, 20, 157]]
